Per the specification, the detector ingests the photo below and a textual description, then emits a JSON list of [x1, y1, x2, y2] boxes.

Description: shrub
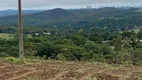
[[6, 57, 25, 64], [56, 54, 67, 61], [6, 57, 17, 62]]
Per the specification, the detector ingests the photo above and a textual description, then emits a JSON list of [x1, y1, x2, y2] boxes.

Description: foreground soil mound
[[0, 59, 141, 80]]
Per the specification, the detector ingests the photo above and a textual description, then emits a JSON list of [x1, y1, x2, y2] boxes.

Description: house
[[35, 33, 39, 36], [43, 32, 51, 35]]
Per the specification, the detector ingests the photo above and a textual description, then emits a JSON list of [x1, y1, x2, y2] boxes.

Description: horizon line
[[0, 5, 141, 10]]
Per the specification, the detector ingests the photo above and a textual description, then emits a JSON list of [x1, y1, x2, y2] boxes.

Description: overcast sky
[[0, 0, 142, 10]]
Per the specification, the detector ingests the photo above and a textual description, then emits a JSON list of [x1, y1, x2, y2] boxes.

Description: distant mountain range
[[0, 7, 142, 30], [0, 10, 43, 17]]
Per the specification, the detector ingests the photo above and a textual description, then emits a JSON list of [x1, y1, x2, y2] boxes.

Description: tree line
[[0, 26, 142, 65]]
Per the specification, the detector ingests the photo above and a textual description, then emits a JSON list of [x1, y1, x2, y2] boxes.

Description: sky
[[0, 0, 142, 10]]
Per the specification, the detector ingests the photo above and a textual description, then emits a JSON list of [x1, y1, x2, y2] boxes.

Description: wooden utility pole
[[18, 0, 24, 59]]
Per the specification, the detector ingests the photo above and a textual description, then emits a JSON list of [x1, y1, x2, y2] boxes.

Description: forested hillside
[[0, 10, 43, 17], [0, 7, 142, 31], [0, 7, 142, 66]]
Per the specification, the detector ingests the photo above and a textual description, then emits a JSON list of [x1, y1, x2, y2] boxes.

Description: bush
[[6, 57, 25, 64], [6, 57, 17, 62], [56, 54, 67, 61]]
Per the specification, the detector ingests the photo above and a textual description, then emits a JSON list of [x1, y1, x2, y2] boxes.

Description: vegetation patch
[[0, 33, 14, 40], [6, 57, 25, 64], [136, 10, 142, 12]]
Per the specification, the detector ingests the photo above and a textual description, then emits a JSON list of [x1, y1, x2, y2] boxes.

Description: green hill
[[0, 7, 142, 30]]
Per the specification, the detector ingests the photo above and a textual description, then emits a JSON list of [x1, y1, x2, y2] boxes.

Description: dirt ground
[[0, 59, 142, 80]]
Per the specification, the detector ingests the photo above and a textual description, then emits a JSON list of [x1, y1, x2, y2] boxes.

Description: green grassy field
[[0, 33, 15, 40]]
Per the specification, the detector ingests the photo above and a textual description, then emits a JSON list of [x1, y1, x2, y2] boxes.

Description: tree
[[89, 33, 103, 44], [138, 29, 142, 39], [114, 37, 122, 63], [72, 35, 86, 46], [132, 48, 142, 65], [37, 42, 57, 59], [55, 41, 87, 61]]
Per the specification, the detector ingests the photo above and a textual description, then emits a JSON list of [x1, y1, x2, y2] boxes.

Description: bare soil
[[0, 59, 142, 80]]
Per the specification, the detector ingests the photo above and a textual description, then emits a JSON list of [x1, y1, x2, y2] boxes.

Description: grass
[[0, 33, 14, 40], [6, 57, 25, 64]]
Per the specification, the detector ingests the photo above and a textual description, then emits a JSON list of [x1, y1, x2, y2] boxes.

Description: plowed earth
[[0, 59, 142, 80]]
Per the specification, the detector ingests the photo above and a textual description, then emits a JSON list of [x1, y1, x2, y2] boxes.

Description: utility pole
[[18, 0, 24, 59]]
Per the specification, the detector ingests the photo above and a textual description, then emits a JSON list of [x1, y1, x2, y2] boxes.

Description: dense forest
[[0, 7, 142, 65]]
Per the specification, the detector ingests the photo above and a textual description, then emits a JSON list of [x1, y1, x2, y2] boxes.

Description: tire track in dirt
[[0, 69, 33, 80], [47, 63, 83, 80], [51, 65, 94, 80], [0, 63, 9, 68], [0, 60, 37, 80], [8, 70, 37, 80], [0, 65, 10, 69], [16, 63, 66, 80], [51, 70, 71, 80], [0, 65, 25, 75], [79, 65, 120, 80]]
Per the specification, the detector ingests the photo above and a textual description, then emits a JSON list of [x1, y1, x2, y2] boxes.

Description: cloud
[[22, 0, 142, 6], [0, 0, 141, 9]]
